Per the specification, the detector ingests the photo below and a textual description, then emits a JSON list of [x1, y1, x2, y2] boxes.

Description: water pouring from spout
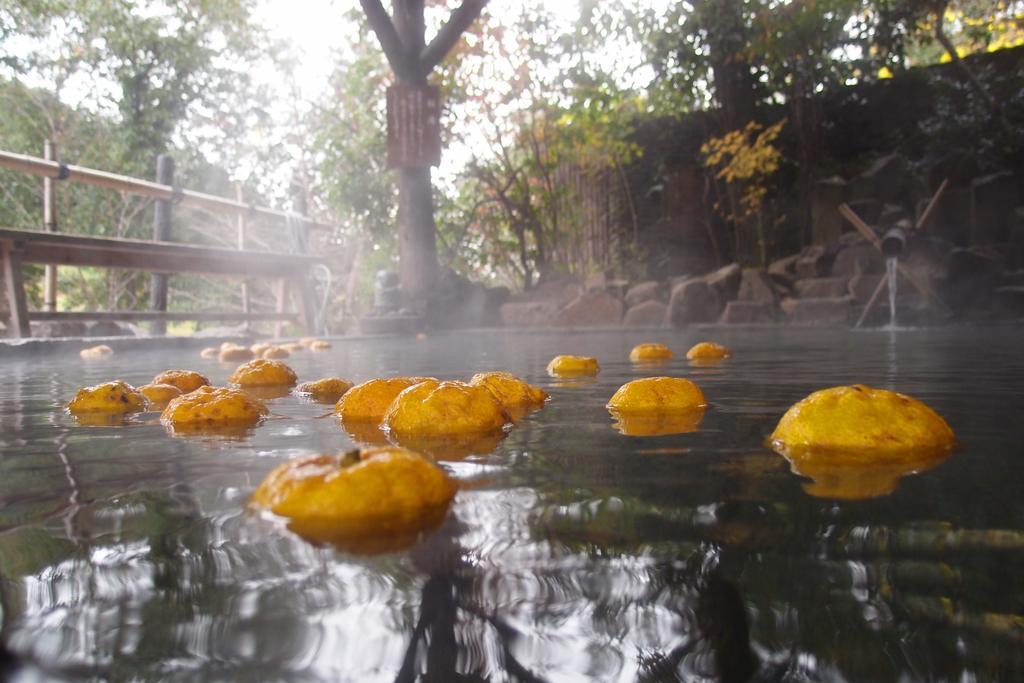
[[886, 256, 898, 328], [881, 227, 906, 329]]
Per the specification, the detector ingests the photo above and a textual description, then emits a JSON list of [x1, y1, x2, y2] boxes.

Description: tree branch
[[933, 6, 1017, 144], [419, 0, 488, 73], [359, 0, 414, 81]]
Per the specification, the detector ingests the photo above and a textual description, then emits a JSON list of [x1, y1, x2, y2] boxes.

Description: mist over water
[[1, 327, 1023, 681]]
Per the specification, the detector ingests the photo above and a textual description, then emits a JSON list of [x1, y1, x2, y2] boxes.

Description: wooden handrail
[[0, 149, 334, 232]]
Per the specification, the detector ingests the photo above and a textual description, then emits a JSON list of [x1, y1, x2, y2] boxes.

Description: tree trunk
[[703, 0, 757, 132], [702, 0, 759, 264], [391, 0, 437, 308], [933, 7, 1017, 146], [361, 0, 488, 306], [398, 167, 438, 303]]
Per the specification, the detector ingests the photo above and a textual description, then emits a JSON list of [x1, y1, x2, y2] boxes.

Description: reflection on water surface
[[1, 327, 1023, 681]]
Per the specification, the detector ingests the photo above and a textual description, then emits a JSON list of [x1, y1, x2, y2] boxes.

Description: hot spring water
[[1, 327, 1023, 681]]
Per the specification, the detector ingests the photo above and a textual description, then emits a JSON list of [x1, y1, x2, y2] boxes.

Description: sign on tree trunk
[[386, 84, 442, 169]]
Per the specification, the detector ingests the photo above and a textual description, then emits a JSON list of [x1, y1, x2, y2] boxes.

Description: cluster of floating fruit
[[202, 338, 332, 362], [67, 338, 957, 553]]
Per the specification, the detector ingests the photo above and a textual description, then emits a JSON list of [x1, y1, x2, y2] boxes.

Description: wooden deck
[[1, 228, 323, 338]]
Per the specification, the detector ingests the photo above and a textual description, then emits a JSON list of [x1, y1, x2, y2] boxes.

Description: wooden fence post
[[43, 140, 58, 312], [149, 154, 174, 335], [2, 241, 31, 338], [290, 178, 319, 335], [276, 177, 319, 337]]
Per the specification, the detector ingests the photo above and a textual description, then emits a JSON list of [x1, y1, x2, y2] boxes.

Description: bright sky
[[254, 0, 341, 102], [3, 1, 660, 200], [251, 0, 619, 191], [255, 0, 591, 102]]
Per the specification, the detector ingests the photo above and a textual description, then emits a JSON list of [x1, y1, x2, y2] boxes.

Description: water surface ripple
[[1, 327, 1022, 682]]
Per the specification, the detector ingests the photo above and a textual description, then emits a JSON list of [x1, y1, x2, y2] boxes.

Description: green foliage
[[305, 11, 400, 311], [702, 120, 786, 266], [430, 3, 645, 290], [311, 14, 396, 251], [872, 0, 1024, 68], [0, 0, 278, 317]]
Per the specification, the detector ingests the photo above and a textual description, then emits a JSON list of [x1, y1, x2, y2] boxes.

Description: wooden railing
[[0, 143, 335, 338], [0, 149, 334, 232]]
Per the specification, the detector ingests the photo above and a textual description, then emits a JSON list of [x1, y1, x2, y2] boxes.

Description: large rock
[[832, 242, 884, 278], [501, 274, 583, 327], [971, 171, 1017, 244], [500, 302, 558, 328], [837, 230, 868, 248], [624, 280, 665, 308], [927, 187, 972, 246], [719, 301, 776, 324], [737, 268, 779, 306], [1010, 207, 1024, 269], [842, 199, 882, 230], [1001, 270, 1024, 288], [623, 300, 667, 327], [795, 277, 850, 299], [994, 287, 1024, 318], [667, 279, 723, 326], [878, 204, 911, 229], [848, 271, 920, 306], [768, 254, 799, 290], [509, 275, 582, 308], [848, 272, 886, 304], [429, 269, 508, 328], [795, 245, 833, 279], [1012, 207, 1024, 243], [667, 274, 693, 292], [901, 235, 952, 284], [942, 246, 1005, 310], [704, 263, 742, 301], [783, 297, 853, 326], [584, 272, 607, 291], [558, 289, 624, 327]]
